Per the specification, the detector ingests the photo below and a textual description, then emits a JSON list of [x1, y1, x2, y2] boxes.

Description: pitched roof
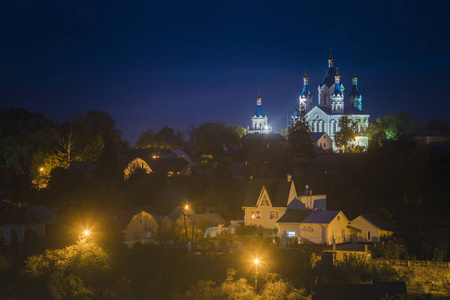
[[360, 213, 396, 231], [311, 132, 328, 142], [277, 209, 312, 223], [301, 210, 340, 224], [243, 178, 293, 207], [168, 206, 196, 222], [26, 206, 56, 215], [186, 213, 226, 226]]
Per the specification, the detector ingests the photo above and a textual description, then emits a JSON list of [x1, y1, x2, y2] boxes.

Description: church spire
[[299, 69, 312, 112], [328, 48, 334, 67], [256, 89, 261, 106], [302, 69, 310, 95], [333, 68, 341, 96], [349, 70, 362, 111]]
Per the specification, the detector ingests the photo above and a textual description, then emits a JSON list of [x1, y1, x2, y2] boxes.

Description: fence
[[373, 259, 450, 268]]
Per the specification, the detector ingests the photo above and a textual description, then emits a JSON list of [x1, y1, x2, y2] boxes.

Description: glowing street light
[[84, 230, 90, 237], [254, 258, 260, 290], [183, 204, 189, 244]]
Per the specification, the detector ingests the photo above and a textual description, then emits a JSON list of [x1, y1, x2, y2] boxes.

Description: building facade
[[294, 52, 370, 150], [248, 92, 272, 134]]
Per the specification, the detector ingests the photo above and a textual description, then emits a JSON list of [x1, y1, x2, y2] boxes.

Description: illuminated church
[[248, 91, 272, 134], [294, 52, 370, 150]]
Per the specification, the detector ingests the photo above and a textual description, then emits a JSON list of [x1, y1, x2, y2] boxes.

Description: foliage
[[394, 264, 450, 296], [185, 269, 308, 300], [25, 239, 113, 299], [192, 121, 241, 161], [135, 126, 183, 149], [334, 115, 358, 151], [259, 274, 308, 300], [366, 112, 421, 149], [0, 109, 58, 190], [322, 254, 398, 284], [287, 108, 315, 168], [373, 238, 410, 260]]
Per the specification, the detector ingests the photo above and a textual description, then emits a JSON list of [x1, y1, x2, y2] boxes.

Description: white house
[[350, 213, 395, 243], [242, 175, 297, 229]]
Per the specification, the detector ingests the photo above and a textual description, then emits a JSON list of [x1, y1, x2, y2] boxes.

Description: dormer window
[[260, 194, 269, 206]]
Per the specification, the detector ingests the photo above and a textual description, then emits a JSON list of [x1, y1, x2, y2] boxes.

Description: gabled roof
[[359, 213, 396, 231], [277, 209, 312, 223], [243, 178, 293, 207], [186, 213, 226, 226], [168, 206, 196, 222], [27, 206, 56, 216], [311, 132, 330, 142], [301, 210, 341, 224]]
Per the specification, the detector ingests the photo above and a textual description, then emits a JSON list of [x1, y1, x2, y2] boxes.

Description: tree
[[334, 115, 358, 151], [366, 112, 421, 149], [135, 129, 157, 148], [193, 122, 241, 161], [0, 109, 57, 178], [25, 239, 113, 299], [287, 108, 315, 168]]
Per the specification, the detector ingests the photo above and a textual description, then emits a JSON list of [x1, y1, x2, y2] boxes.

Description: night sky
[[1, 0, 449, 144]]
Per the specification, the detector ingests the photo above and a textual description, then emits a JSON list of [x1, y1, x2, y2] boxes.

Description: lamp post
[[38, 167, 44, 189], [254, 258, 260, 291], [183, 204, 189, 243]]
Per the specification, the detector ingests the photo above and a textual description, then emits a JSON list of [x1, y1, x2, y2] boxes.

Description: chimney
[[287, 173, 292, 182]]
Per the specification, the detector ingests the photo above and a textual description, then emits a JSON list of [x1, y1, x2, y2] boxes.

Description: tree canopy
[[287, 109, 315, 168]]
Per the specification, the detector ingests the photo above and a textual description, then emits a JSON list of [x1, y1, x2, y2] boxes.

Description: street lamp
[[183, 204, 189, 243], [38, 167, 44, 189], [254, 258, 260, 291], [84, 230, 90, 237]]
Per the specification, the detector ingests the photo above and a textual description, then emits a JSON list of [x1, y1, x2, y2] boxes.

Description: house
[[26, 206, 57, 225], [111, 206, 174, 247], [123, 156, 190, 180], [242, 175, 297, 229], [277, 209, 312, 242], [311, 132, 333, 151], [123, 210, 159, 247], [349, 213, 395, 243], [183, 213, 227, 238], [0, 201, 48, 254], [299, 210, 349, 245]]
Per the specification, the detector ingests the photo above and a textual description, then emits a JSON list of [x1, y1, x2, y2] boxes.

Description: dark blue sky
[[1, 0, 449, 144]]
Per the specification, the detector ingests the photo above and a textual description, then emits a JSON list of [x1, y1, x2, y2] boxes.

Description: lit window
[[269, 211, 279, 220], [251, 211, 261, 220], [287, 231, 296, 237], [146, 232, 151, 238]]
